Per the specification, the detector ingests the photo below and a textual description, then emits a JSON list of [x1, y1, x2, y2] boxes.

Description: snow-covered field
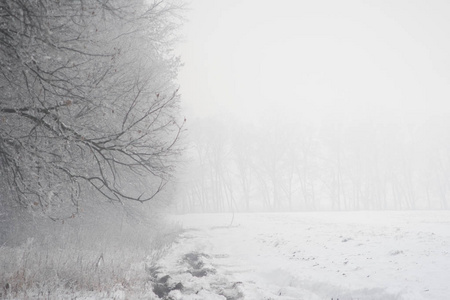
[[154, 211, 450, 300]]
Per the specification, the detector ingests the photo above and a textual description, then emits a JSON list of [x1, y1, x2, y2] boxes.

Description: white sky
[[177, 0, 450, 125]]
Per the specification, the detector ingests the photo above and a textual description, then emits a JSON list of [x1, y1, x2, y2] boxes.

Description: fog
[[2, 1, 450, 298], [176, 0, 450, 212]]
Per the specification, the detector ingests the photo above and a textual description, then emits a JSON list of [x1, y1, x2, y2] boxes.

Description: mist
[[175, 0, 450, 213], [2, 1, 450, 299], [165, 3, 450, 296]]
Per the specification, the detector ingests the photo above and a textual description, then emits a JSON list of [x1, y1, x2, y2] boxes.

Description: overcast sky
[[177, 0, 450, 125]]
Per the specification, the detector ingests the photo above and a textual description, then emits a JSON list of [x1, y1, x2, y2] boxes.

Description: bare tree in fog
[[184, 118, 235, 212], [253, 124, 292, 210], [0, 0, 183, 219], [231, 122, 255, 211], [320, 122, 346, 210]]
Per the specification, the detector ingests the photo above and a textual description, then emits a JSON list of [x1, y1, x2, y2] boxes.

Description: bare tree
[[0, 0, 184, 219]]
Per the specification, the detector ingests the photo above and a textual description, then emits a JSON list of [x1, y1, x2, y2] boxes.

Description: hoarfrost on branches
[[0, 0, 184, 219]]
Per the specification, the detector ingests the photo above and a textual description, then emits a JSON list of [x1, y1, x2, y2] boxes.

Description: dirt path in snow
[[153, 212, 450, 300]]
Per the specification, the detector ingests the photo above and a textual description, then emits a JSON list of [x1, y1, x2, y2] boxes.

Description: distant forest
[[178, 116, 450, 212]]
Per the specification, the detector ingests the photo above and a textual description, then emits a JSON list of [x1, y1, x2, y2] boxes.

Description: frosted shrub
[[0, 224, 180, 299]]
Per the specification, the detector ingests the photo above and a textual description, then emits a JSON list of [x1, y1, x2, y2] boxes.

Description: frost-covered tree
[[0, 0, 184, 219]]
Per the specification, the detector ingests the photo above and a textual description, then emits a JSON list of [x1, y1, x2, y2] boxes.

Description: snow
[[154, 211, 450, 299]]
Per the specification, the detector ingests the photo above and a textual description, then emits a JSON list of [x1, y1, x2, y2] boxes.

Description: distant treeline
[[177, 115, 450, 212]]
